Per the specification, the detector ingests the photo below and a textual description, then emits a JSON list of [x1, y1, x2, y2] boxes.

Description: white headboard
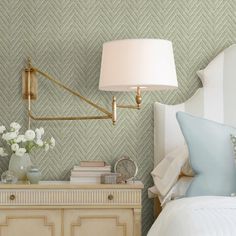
[[154, 44, 236, 166]]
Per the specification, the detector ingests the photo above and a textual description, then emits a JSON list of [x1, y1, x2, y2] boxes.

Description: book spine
[[71, 172, 111, 177], [70, 177, 101, 183], [73, 166, 111, 171], [80, 161, 106, 167]]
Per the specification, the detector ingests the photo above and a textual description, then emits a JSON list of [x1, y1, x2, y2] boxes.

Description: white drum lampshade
[[99, 39, 178, 91]]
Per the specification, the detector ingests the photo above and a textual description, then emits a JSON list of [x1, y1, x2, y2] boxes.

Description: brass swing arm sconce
[[22, 39, 178, 127], [22, 59, 142, 127]]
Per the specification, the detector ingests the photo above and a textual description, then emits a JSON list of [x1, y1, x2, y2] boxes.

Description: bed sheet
[[148, 196, 236, 236]]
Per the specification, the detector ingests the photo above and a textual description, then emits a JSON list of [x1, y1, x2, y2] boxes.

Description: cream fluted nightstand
[[0, 181, 143, 236]]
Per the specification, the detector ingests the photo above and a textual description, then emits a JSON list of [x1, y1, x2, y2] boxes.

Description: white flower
[[35, 139, 43, 147], [24, 130, 35, 141], [0, 125, 6, 134], [0, 147, 8, 157], [39, 127, 44, 135], [2, 132, 18, 141], [35, 129, 41, 139], [44, 143, 49, 151], [10, 122, 21, 131], [15, 148, 26, 157], [15, 135, 26, 143], [35, 127, 44, 139], [11, 143, 19, 152], [50, 137, 55, 148]]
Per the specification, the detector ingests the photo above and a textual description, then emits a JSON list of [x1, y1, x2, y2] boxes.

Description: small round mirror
[[114, 157, 138, 182]]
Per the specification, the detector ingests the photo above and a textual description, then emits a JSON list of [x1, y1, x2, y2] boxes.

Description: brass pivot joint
[[135, 87, 142, 109]]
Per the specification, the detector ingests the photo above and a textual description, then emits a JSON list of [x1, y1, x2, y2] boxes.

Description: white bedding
[[148, 196, 236, 236]]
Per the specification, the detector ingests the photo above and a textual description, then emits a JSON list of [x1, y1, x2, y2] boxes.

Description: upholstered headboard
[[154, 44, 236, 166]]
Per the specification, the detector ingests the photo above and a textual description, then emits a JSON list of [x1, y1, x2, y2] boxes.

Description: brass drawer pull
[[9, 194, 15, 201], [108, 194, 114, 200]]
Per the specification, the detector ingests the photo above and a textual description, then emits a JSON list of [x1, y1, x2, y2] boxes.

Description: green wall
[[0, 0, 236, 234]]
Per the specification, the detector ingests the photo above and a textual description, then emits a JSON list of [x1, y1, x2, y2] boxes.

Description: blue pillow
[[176, 112, 236, 197]]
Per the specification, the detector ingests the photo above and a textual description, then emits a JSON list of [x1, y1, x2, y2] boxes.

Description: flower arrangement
[[0, 122, 55, 157]]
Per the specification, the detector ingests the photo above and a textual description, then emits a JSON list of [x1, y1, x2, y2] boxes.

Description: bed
[[148, 44, 236, 236]]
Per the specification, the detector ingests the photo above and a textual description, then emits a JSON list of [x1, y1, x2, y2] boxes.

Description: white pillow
[[148, 176, 193, 206], [181, 155, 195, 176], [161, 176, 193, 206], [151, 145, 190, 197]]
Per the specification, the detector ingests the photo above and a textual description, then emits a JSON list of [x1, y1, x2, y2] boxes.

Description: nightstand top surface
[[0, 180, 144, 189]]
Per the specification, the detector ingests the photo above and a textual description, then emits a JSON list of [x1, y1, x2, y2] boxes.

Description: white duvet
[[148, 196, 236, 236]]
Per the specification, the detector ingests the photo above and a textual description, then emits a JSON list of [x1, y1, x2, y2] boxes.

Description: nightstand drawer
[[0, 189, 141, 206]]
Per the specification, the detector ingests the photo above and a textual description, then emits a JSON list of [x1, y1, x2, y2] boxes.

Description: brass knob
[[108, 194, 114, 200], [9, 194, 15, 201]]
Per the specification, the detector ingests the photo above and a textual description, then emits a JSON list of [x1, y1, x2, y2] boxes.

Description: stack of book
[[70, 161, 111, 184]]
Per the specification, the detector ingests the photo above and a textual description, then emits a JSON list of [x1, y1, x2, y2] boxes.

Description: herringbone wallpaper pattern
[[0, 0, 236, 234]]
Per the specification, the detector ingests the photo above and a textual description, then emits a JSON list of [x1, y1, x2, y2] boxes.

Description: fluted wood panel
[[0, 1, 236, 234], [0, 189, 141, 206]]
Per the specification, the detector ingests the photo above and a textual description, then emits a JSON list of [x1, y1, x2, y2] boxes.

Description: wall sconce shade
[[99, 39, 178, 91]]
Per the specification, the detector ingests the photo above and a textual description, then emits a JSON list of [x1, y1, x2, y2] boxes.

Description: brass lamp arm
[[116, 87, 142, 110], [23, 59, 141, 127], [28, 111, 111, 121], [32, 67, 112, 117], [117, 105, 140, 109]]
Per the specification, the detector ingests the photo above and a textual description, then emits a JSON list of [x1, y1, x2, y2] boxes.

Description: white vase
[[8, 153, 32, 181]]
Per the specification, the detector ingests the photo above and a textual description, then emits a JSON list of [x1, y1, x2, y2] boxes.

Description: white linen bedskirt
[[148, 196, 236, 236]]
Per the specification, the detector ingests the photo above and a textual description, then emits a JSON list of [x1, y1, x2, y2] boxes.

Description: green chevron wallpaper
[[0, 0, 236, 234]]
